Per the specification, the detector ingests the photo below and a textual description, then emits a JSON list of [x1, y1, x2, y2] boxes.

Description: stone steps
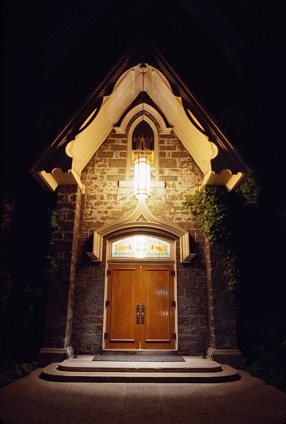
[[40, 356, 240, 383]]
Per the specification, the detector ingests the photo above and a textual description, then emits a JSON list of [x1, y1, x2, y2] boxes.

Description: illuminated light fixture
[[133, 64, 152, 200], [134, 155, 151, 200]]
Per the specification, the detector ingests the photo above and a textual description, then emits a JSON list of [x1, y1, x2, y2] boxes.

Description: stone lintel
[[207, 347, 242, 369]]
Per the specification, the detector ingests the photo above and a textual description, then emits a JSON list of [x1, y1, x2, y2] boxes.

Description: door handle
[[141, 304, 145, 324], [136, 305, 140, 324]]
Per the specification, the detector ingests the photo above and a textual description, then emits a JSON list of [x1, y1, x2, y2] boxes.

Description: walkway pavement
[[1, 367, 286, 424]]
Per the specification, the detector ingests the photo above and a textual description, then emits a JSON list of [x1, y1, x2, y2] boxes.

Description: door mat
[[92, 355, 185, 362]]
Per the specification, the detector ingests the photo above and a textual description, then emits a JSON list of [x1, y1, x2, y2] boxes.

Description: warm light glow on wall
[[134, 156, 151, 200]]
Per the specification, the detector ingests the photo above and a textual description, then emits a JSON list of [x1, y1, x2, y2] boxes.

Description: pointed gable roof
[[30, 49, 250, 192]]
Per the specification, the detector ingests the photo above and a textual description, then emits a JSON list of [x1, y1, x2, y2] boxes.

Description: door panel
[[105, 264, 176, 350], [142, 265, 175, 349], [105, 266, 139, 349]]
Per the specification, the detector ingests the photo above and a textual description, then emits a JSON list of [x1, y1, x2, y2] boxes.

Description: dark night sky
[[1, 1, 285, 183], [1, 0, 286, 357]]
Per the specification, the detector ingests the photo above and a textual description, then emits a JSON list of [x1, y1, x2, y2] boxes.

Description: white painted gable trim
[[65, 64, 217, 177], [33, 63, 249, 192]]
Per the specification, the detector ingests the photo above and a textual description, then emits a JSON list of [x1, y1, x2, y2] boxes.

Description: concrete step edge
[[57, 364, 223, 373], [40, 364, 240, 383]]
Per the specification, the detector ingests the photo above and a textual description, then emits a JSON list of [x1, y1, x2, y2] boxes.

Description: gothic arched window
[[132, 121, 154, 151]]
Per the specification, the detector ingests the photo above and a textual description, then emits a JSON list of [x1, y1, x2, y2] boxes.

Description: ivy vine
[[182, 174, 260, 304], [46, 210, 61, 279], [182, 185, 238, 302], [182, 185, 231, 245]]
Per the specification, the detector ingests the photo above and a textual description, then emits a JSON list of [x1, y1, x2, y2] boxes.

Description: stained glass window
[[132, 121, 154, 151], [111, 235, 171, 259]]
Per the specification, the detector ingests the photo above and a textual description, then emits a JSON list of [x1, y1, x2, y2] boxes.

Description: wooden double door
[[104, 264, 176, 350]]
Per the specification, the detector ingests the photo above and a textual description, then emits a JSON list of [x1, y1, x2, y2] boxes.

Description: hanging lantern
[[134, 155, 151, 200]]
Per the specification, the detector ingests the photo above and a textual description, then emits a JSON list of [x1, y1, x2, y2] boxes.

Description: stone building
[[31, 51, 249, 367]]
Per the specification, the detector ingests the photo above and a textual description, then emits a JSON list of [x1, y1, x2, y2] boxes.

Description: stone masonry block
[[159, 158, 177, 168], [108, 159, 126, 167], [171, 152, 189, 158]]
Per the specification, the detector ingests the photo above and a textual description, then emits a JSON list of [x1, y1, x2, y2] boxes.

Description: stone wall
[[205, 239, 238, 349], [71, 130, 210, 355], [39, 185, 82, 365]]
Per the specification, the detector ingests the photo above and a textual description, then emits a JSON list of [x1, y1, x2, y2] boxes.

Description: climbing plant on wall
[[182, 185, 238, 305], [46, 210, 61, 279], [182, 185, 231, 245], [182, 173, 261, 303]]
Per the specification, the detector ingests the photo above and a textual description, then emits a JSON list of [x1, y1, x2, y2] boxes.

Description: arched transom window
[[110, 235, 172, 259]]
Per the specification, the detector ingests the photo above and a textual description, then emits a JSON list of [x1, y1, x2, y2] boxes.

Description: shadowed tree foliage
[[0, 194, 44, 386]]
